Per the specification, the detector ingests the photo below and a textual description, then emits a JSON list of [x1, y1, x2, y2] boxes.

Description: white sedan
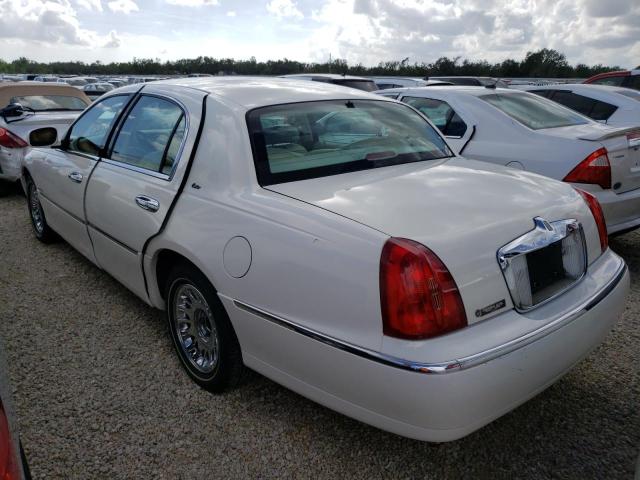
[[379, 86, 640, 234], [22, 77, 628, 442], [516, 83, 640, 127]]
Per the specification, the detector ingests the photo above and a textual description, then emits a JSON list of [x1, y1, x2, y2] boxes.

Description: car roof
[[0, 82, 91, 107], [279, 73, 373, 81], [149, 76, 389, 109], [378, 85, 513, 97]]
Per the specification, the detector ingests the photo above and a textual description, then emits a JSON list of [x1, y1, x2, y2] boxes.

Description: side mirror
[[29, 127, 58, 147], [1, 103, 25, 118]]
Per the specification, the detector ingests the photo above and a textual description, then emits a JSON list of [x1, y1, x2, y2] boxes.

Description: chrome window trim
[[105, 92, 190, 182], [232, 260, 626, 375], [497, 217, 588, 313], [100, 158, 171, 180]]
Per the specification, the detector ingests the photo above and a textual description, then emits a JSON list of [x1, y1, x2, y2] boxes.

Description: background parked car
[[83, 82, 115, 100], [379, 86, 640, 234], [428, 76, 509, 88], [370, 76, 453, 89], [518, 84, 640, 126], [0, 82, 90, 195], [279, 73, 378, 91], [584, 69, 640, 91], [0, 341, 30, 480], [22, 77, 628, 442]]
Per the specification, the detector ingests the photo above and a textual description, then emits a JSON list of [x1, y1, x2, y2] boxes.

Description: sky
[[0, 0, 638, 68]]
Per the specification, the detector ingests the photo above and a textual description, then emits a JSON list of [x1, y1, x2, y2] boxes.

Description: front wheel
[[26, 179, 57, 243], [165, 264, 245, 392]]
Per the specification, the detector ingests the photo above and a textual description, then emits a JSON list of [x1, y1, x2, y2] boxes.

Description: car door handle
[[135, 195, 160, 212], [68, 172, 83, 183]]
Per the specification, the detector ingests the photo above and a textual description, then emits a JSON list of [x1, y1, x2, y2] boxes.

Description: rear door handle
[[135, 195, 160, 212], [68, 172, 83, 183]]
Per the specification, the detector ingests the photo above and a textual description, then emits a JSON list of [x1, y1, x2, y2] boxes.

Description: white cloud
[[74, 0, 102, 11], [303, 0, 640, 68], [226, 10, 236, 16], [107, 0, 138, 14], [104, 30, 121, 48], [165, 0, 219, 6], [0, 0, 120, 48], [266, 0, 303, 19]]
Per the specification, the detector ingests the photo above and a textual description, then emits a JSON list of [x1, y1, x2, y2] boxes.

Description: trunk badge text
[[475, 299, 507, 318]]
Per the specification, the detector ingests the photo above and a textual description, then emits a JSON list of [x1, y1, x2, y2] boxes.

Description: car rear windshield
[[331, 80, 378, 92], [9, 95, 89, 111], [480, 92, 589, 130], [247, 100, 453, 185]]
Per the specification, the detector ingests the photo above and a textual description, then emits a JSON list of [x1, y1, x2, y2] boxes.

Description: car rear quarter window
[[480, 92, 589, 130], [110, 95, 186, 175], [67, 95, 130, 156], [401, 96, 467, 137], [247, 100, 453, 185], [8, 95, 88, 111]]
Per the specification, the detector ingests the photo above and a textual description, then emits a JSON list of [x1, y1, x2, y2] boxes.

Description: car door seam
[[139, 93, 209, 299]]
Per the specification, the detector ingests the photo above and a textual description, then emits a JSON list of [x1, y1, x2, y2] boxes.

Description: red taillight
[[575, 188, 608, 252], [0, 128, 28, 149], [380, 238, 467, 340], [0, 399, 21, 480], [563, 148, 611, 190]]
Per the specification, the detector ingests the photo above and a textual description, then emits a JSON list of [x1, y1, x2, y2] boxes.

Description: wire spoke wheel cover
[[29, 183, 44, 235], [172, 283, 220, 375]]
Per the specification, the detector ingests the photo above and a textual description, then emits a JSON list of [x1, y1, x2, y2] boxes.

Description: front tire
[[26, 179, 57, 243], [165, 263, 245, 392]]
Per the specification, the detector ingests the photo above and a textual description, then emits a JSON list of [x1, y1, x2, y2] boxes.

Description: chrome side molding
[[233, 260, 626, 375]]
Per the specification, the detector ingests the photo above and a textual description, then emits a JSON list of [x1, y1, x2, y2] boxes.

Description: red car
[[584, 69, 640, 90]]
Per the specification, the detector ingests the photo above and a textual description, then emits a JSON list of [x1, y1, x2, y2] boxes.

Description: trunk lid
[[6, 111, 80, 145], [540, 123, 640, 194], [268, 158, 601, 324]]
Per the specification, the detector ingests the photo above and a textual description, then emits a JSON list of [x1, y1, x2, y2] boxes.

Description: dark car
[[584, 70, 640, 91]]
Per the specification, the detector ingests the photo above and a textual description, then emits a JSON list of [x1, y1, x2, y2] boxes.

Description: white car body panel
[[22, 77, 629, 441], [382, 86, 640, 233]]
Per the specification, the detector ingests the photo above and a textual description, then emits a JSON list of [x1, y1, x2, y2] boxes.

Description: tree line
[[0, 49, 622, 78]]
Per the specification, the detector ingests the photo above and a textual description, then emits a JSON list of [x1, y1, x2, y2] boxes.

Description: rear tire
[[26, 178, 58, 243], [165, 263, 245, 392]]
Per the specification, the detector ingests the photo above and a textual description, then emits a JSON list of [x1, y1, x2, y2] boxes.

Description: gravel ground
[[1, 190, 639, 479]]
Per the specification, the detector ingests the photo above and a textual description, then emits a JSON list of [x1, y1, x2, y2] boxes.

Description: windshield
[[9, 95, 89, 111], [247, 100, 453, 185], [481, 92, 589, 129], [331, 80, 378, 92]]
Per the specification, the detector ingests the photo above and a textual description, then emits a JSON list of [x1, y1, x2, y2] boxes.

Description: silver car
[[0, 82, 90, 195]]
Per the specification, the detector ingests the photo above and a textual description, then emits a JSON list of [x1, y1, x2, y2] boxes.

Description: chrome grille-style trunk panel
[[498, 218, 587, 312]]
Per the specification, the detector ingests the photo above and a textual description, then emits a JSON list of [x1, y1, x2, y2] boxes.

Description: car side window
[[550, 91, 617, 121], [401, 96, 467, 137], [591, 76, 625, 87], [67, 95, 129, 156], [549, 91, 595, 116], [110, 96, 186, 175], [627, 76, 640, 91]]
